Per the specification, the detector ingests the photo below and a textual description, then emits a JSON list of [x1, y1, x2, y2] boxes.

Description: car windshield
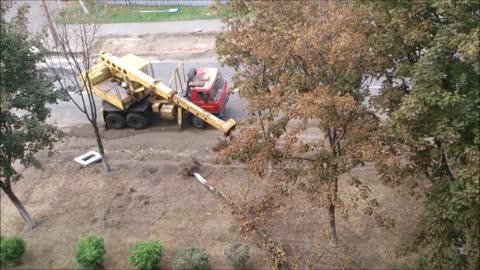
[[211, 73, 223, 101]]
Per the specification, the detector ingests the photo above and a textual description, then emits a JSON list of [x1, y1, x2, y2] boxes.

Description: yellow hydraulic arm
[[98, 52, 236, 136]]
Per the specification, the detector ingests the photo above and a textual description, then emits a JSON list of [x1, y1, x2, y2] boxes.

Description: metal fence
[[95, 0, 224, 6]]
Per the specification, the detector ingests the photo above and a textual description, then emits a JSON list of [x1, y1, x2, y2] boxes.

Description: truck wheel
[[218, 107, 225, 119], [191, 116, 205, 129], [105, 112, 126, 129], [127, 112, 148, 129]]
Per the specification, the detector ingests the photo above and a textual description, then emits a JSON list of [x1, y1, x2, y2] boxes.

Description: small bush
[[75, 235, 105, 270], [224, 243, 250, 270], [0, 236, 25, 266], [172, 246, 209, 270], [128, 241, 163, 270]]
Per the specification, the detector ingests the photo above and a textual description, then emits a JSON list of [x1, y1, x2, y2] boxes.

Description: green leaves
[[224, 243, 250, 270], [370, 1, 480, 268], [217, 1, 478, 267], [0, 236, 25, 266], [75, 235, 106, 270], [1, 4, 65, 185], [172, 246, 209, 270], [128, 241, 163, 270]]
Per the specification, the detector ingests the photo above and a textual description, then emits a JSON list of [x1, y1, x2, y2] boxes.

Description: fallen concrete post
[[187, 168, 290, 270]]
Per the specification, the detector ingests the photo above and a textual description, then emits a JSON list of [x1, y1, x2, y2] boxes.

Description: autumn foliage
[[216, 0, 479, 269], [216, 1, 387, 250]]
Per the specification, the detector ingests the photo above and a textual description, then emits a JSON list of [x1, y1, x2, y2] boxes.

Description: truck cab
[[186, 67, 230, 126]]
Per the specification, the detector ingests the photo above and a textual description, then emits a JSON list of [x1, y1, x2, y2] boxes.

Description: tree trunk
[[328, 202, 338, 247], [93, 124, 111, 172], [328, 176, 339, 247], [1, 185, 37, 229]]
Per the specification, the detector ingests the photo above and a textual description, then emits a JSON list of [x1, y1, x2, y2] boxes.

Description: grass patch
[[56, 1, 218, 24]]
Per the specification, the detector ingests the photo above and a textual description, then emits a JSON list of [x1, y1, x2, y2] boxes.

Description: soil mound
[[178, 158, 200, 177], [98, 189, 168, 228]]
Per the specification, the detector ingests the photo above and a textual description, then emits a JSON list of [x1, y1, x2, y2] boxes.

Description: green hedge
[[75, 235, 105, 269], [128, 240, 163, 270], [172, 246, 209, 270], [0, 236, 25, 266]]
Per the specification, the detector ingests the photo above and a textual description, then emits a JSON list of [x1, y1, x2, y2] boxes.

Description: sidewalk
[[97, 19, 223, 35]]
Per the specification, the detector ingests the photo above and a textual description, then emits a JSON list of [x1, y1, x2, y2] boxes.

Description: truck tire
[[191, 116, 205, 129], [217, 107, 225, 119], [105, 112, 126, 129], [126, 112, 148, 129]]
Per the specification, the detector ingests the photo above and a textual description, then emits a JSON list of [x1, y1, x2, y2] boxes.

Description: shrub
[[75, 235, 105, 270], [224, 243, 250, 270], [128, 241, 163, 270], [172, 246, 209, 270], [0, 236, 25, 266]]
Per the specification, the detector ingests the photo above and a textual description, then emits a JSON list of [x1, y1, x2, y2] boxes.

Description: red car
[[186, 67, 230, 128]]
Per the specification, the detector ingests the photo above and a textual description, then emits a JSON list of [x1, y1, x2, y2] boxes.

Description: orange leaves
[[217, 1, 381, 179], [216, 2, 385, 224], [217, 128, 261, 163], [296, 87, 357, 131], [217, 127, 279, 177], [288, 2, 371, 77]]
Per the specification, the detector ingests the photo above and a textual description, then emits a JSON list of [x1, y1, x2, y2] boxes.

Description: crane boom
[[97, 52, 236, 135]]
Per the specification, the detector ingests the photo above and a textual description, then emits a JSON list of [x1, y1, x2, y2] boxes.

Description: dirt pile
[[97, 188, 168, 229], [177, 157, 200, 177], [92, 32, 217, 59]]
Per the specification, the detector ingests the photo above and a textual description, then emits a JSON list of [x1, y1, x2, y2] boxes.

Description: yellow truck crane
[[83, 52, 236, 136]]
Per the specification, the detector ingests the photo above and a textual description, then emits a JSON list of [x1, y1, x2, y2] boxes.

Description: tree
[[216, 1, 391, 249], [43, 2, 111, 172], [364, 1, 480, 269], [215, 0, 478, 268], [367, 1, 480, 268], [0, 3, 66, 229]]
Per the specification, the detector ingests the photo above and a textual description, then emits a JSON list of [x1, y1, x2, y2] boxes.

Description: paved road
[[46, 59, 248, 128]]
